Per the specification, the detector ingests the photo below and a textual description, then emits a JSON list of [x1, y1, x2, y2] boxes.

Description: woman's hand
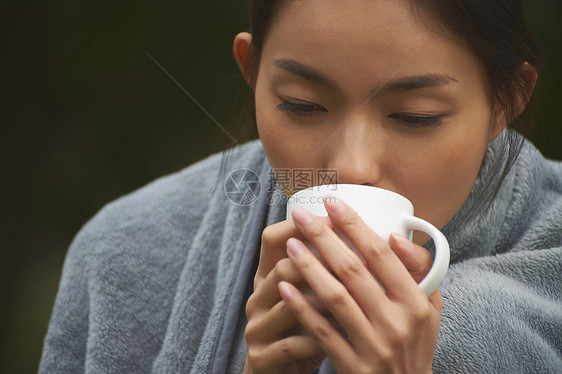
[[243, 218, 333, 374], [279, 196, 443, 374]]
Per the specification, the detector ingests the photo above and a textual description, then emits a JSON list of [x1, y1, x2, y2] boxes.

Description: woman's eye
[[389, 113, 443, 128], [276, 97, 327, 116]]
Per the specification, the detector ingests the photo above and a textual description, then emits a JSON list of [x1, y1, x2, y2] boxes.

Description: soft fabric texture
[[39, 133, 561, 373]]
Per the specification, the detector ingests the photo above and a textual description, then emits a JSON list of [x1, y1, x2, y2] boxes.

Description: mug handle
[[400, 214, 450, 296]]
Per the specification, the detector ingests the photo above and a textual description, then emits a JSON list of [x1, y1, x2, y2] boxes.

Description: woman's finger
[[247, 257, 329, 319], [388, 233, 434, 284], [428, 289, 444, 312], [249, 258, 305, 312], [290, 206, 390, 319], [246, 333, 324, 372], [246, 295, 330, 342], [254, 220, 304, 290], [284, 236, 377, 347], [278, 281, 358, 368], [255, 216, 334, 290], [323, 196, 428, 306]]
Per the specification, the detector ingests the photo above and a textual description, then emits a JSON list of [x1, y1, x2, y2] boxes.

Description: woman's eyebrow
[[272, 59, 334, 87], [381, 74, 459, 93], [272, 58, 458, 92]]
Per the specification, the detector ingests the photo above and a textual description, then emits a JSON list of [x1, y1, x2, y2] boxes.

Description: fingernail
[[278, 281, 294, 299], [292, 206, 313, 226], [392, 233, 414, 251], [287, 237, 305, 257], [324, 194, 344, 213]]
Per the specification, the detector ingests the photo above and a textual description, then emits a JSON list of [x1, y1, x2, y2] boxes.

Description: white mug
[[286, 184, 450, 296]]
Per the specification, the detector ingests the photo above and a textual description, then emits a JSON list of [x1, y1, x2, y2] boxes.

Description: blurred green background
[[0, 1, 560, 372]]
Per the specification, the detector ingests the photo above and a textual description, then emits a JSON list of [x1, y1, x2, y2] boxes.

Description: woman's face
[[248, 0, 503, 245]]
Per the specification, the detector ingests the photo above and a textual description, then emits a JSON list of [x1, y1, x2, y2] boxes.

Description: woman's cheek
[[256, 105, 288, 166], [430, 140, 488, 222], [392, 132, 485, 229]]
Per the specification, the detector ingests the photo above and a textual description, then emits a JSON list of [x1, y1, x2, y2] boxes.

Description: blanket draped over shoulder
[[39, 132, 561, 373]]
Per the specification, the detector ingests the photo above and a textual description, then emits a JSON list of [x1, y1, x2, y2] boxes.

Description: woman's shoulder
[[515, 138, 562, 209], [519, 138, 562, 181], [68, 138, 267, 262], [504, 138, 562, 250], [39, 139, 268, 372]]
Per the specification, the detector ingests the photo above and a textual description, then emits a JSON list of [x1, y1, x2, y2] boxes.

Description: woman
[[40, 0, 561, 373]]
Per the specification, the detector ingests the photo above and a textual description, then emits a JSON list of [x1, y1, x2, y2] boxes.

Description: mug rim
[[289, 184, 413, 207]]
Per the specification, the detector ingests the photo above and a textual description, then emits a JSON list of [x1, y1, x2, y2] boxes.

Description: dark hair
[[220, 0, 540, 216]]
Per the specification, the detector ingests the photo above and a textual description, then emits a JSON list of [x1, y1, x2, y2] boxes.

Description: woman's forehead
[[261, 0, 481, 93]]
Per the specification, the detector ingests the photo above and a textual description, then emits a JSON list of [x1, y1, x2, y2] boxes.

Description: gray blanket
[[39, 133, 561, 373]]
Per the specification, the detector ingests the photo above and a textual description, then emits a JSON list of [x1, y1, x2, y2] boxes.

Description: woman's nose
[[325, 117, 382, 186]]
